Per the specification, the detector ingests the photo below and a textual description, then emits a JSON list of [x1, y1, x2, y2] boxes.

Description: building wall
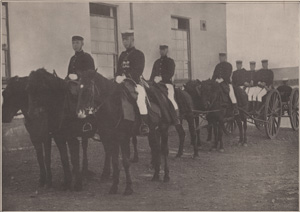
[[132, 3, 227, 80], [7, 2, 226, 81], [226, 3, 299, 80]]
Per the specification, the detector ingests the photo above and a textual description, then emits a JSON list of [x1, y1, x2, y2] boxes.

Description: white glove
[[216, 78, 224, 83], [116, 75, 126, 84], [69, 73, 78, 80], [154, 76, 162, 83]]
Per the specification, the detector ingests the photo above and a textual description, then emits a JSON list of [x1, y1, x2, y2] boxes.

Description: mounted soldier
[[250, 59, 274, 112], [115, 30, 149, 135], [66, 36, 95, 80], [149, 45, 180, 125], [212, 53, 239, 115]]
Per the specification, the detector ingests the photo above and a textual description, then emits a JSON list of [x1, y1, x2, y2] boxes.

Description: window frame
[[89, 3, 118, 76], [2, 2, 11, 85]]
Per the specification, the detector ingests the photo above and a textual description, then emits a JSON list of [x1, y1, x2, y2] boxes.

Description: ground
[[2, 119, 299, 211]]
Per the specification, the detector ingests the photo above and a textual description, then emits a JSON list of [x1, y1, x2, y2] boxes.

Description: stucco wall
[[132, 3, 227, 80], [226, 3, 299, 75]]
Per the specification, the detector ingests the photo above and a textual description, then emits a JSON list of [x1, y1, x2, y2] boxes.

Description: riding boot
[[233, 103, 239, 116], [256, 102, 262, 113], [248, 102, 253, 113], [140, 115, 150, 136]]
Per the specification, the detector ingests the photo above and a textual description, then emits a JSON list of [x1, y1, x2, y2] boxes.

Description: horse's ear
[[53, 69, 58, 77]]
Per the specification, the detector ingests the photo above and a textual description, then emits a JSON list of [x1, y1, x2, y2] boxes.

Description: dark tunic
[[277, 85, 292, 102], [67, 50, 95, 75], [116, 47, 145, 83], [254, 69, 274, 86], [212, 61, 233, 84], [149, 56, 176, 84], [232, 68, 247, 86]]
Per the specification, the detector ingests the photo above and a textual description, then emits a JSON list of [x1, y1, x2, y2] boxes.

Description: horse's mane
[[201, 78, 221, 93]]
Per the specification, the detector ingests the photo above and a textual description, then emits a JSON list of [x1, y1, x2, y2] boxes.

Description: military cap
[[219, 53, 226, 56], [282, 78, 289, 81], [250, 61, 256, 64], [159, 45, 168, 50], [236, 60, 242, 64], [72, 36, 84, 41], [121, 30, 134, 38], [261, 59, 268, 63]]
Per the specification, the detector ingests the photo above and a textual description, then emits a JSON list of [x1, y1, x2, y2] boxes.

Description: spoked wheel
[[289, 88, 299, 131], [264, 90, 282, 139], [223, 118, 237, 135]]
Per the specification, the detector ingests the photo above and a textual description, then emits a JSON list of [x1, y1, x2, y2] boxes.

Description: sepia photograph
[[1, 1, 299, 211]]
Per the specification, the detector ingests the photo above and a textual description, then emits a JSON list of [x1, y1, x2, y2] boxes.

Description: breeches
[[165, 84, 178, 110], [247, 86, 267, 102], [135, 84, 148, 115], [229, 84, 237, 104]]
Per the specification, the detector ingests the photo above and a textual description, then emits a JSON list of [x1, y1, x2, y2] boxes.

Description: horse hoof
[[243, 143, 248, 147], [109, 185, 118, 194], [130, 157, 139, 163], [219, 149, 225, 153], [123, 187, 133, 195], [151, 175, 160, 182], [163, 176, 170, 182]]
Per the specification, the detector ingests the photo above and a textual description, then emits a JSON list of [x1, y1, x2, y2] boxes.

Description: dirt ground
[[2, 122, 299, 211]]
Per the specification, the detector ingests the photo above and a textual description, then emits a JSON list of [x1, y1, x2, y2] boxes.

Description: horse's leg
[[187, 115, 198, 157], [210, 121, 218, 151], [218, 121, 225, 152], [235, 115, 244, 145], [101, 139, 112, 182], [194, 117, 201, 146], [31, 138, 47, 187], [109, 141, 120, 194], [207, 125, 213, 141], [68, 137, 82, 191], [243, 116, 248, 146], [54, 138, 72, 190], [130, 136, 139, 163], [175, 124, 185, 158], [44, 135, 52, 188], [161, 126, 170, 182], [149, 127, 161, 181], [121, 136, 133, 195]]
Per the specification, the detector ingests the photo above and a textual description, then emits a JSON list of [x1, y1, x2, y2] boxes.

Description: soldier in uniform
[[232, 60, 247, 89], [251, 59, 274, 111], [149, 45, 180, 125], [115, 30, 149, 135], [244, 61, 257, 112], [277, 78, 292, 102], [212, 53, 239, 115], [67, 36, 95, 80]]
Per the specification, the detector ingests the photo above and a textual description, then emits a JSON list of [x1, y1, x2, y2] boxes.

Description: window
[[170, 17, 191, 81], [2, 2, 10, 82], [89, 3, 118, 79]]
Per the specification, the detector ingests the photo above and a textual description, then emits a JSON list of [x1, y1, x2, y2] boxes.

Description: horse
[[199, 79, 248, 151], [183, 80, 215, 144], [26, 68, 97, 191], [76, 69, 194, 195], [2, 76, 53, 188]]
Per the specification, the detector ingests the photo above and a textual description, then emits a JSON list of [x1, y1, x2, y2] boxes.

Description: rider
[[251, 59, 274, 112], [232, 60, 247, 89], [149, 45, 180, 125], [115, 30, 149, 135], [67, 36, 95, 80], [212, 53, 239, 115]]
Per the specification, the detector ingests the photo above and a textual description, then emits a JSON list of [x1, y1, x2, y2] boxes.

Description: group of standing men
[[66, 30, 275, 135]]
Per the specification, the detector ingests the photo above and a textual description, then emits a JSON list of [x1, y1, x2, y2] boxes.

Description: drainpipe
[[130, 3, 134, 29]]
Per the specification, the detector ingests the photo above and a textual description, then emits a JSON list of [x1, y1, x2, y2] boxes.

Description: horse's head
[[26, 68, 65, 118], [77, 69, 99, 119], [183, 79, 202, 98], [199, 79, 221, 110], [2, 76, 28, 123]]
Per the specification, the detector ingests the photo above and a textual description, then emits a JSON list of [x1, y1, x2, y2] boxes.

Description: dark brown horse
[[26, 68, 97, 191], [76, 70, 194, 195], [199, 79, 248, 151]]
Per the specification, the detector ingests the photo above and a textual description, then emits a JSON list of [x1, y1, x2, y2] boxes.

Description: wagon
[[194, 89, 284, 139]]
